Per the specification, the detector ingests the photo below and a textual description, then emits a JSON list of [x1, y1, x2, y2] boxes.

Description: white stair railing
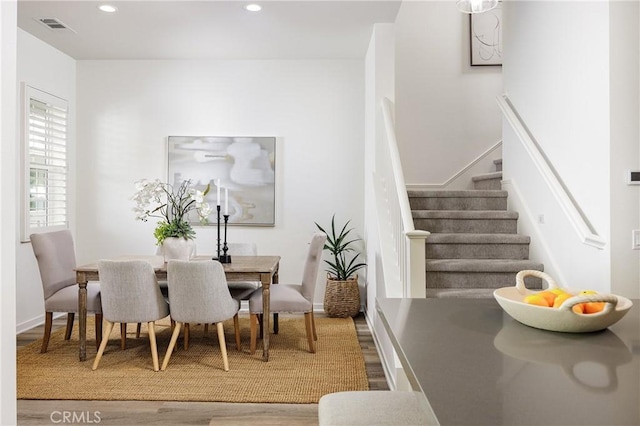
[[374, 98, 429, 298]]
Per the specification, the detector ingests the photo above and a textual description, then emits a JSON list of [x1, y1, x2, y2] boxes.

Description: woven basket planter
[[323, 275, 360, 318]]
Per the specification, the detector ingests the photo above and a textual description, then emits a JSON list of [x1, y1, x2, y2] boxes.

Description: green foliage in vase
[[153, 219, 197, 245], [315, 214, 366, 281]]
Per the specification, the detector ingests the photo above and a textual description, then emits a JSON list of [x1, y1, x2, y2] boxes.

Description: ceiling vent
[[35, 18, 77, 33]]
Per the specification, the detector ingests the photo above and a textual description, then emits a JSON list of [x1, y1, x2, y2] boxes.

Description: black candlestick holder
[[212, 205, 221, 261], [219, 214, 231, 263]]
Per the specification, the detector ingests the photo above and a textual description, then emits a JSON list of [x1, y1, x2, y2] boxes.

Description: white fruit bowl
[[493, 270, 633, 333]]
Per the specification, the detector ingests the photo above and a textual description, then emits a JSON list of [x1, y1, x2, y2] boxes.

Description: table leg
[[273, 269, 279, 334], [77, 273, 88, 362], [260, 273, 270, 361]]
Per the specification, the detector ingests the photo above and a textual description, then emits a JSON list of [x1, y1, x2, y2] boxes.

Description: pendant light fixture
[[456, 0, 498, 14]]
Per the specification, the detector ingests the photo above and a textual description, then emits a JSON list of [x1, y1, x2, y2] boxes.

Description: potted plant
[[315, 215, 366, 317], [132, 178, 211, 261]]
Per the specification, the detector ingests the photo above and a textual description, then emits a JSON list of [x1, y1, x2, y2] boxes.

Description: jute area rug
[[17, 316, 369, 404]]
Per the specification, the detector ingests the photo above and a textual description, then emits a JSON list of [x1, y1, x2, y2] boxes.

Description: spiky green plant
[[315, 215, 366, 281]]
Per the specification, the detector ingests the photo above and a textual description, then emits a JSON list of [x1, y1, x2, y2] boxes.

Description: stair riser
[[426, 273, 542, 289], [473, 178, 501, 190], [426, 243, 529, 260], [409, 197, 507, 211], [415, 218, 517, 234]]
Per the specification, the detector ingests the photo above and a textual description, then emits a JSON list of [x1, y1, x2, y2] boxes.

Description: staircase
[[408, 159, 544, 298]]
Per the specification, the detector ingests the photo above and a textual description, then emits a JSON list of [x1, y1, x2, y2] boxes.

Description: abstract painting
[[470, 3, 502, 66], [168, 136, 276, 226]]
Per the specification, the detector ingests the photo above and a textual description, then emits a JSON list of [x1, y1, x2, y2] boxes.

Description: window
[[22, 85, 68, 240]]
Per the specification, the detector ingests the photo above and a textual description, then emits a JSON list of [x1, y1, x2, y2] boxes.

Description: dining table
[[75, 255, 280, 362]]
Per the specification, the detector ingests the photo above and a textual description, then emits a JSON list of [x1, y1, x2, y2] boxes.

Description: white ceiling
[[17, 0, 402, 60]]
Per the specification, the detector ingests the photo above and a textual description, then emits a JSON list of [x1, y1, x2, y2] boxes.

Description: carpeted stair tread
[[426, 259, 543, 272], [426, 233, 530, 244], [413, 210, 517, 219], [408, 189, 507, 198], [426, 288, 497, 299], [471, 171, 502, 182]]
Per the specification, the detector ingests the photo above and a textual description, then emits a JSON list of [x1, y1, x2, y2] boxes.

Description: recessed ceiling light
[[244, 4, 262, 12], [98, 4, 118, 13]]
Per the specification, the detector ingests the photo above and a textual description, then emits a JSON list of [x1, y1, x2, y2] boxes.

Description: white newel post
[[406, 231, 429, 298]]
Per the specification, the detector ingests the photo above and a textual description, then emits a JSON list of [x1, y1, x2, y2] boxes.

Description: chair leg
[[250, 313, 259, 355], [120, 323, 127, 350], [311, 311, 317, 341], [95, 313, 103, 349], [161, 321, 182, 371], [304, 312, 316, 353], [41, 312, 53, 353], [204, 323, 209, 336], [184, 323, 190, 350], [274, 313, 279, 334], [64, 313, 75, 340], [148, 321, 160, 372], [233, 314, 241, 351], [136, 323, 142, 338], [92, 320, 115, 370], [216, 322, 230, 371], [258, 314, 263, 338]]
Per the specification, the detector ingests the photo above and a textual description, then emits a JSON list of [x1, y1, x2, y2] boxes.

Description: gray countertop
[[377, 297, 640, 426]]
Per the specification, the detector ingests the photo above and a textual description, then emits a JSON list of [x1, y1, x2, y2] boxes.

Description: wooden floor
[[17, 313, 389, 425]]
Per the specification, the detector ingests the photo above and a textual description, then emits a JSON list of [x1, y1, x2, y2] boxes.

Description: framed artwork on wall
[[470, 3, 503, 66], [168, 136, 276, 226]]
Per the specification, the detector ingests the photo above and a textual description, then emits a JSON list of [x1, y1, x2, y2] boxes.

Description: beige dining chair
[[162, 260, 241, 371], [248, 232, 327, 354], [30, 230, 103, 353], [92, 260, 170, 371]]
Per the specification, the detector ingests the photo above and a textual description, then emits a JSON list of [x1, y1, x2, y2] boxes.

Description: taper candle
[[225, 188, 229, 214], [216, 179, 220, 205]]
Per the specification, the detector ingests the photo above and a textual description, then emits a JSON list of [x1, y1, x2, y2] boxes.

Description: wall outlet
[[632, 230, 640, 250]]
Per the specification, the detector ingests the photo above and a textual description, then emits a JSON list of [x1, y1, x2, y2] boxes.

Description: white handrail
[[381, 98, 415, 231], [375, 98, 429, 298], [497, 94, 605, 249]]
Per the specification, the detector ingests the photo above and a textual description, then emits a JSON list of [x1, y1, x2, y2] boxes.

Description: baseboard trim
[[364, 306, 396, 390], [407, 140, 502, 189], [16, 312, 64, 335]]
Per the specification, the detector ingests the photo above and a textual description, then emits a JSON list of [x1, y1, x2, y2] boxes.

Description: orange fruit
[[538, 290, 557, 306], [552, 293, 572, 308], [583, 302, 605, 314], [550, 288, 569, 296], [572, 303, 585, 314], [523, 294, 550, 307]]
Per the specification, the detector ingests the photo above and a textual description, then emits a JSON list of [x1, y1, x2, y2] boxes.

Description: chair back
[[301, 232, 327, 302], [167, 260, 239, 324], [97, 260, 169, 323], [227, 242, 257, 256], [30, 230, 77, 300]]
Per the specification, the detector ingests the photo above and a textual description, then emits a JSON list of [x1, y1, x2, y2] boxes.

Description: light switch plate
[[632, 230, 640, 250]]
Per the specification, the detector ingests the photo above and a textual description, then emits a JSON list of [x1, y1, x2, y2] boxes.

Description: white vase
[[161, 237, 196, 262]]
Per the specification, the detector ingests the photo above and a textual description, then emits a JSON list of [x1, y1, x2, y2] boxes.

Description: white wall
[[610, 1, 640, 297], [394, 1, 502, 186], [75, 59, 365, 303], [15, 29, 77, 331], [364, 23, 399, 389], [1, 1, 18, 422], [502, 1, 640, 298]]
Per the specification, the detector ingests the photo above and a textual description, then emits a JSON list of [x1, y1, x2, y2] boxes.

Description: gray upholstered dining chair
[[92, 260, 170, 371], [248, 232, 327, 354], [226, 242, 260, 300], [30, 230, 103, 353], [161, 259, 241, 371]]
